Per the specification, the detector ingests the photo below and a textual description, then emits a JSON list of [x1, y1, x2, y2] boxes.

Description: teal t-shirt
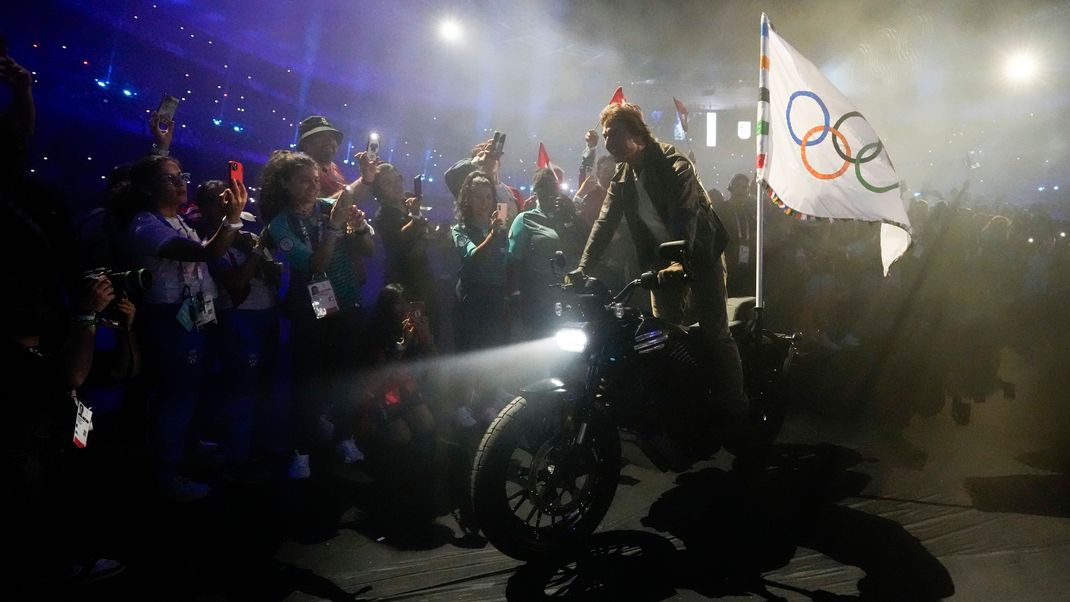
[[269, 199, 362, 316]]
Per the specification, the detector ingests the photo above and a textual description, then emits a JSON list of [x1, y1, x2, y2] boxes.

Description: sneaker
[[335, 437, 365, 464], [160, 477, 211, 503], [454, 405, 477, 429], [288, 451, 311, 480]]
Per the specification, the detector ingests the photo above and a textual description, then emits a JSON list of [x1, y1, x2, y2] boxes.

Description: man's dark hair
[[599, 103, 656, 146]]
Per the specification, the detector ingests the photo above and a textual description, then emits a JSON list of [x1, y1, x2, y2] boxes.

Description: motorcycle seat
[[726, 296, 757, 328], [685, 297, 756, 338]]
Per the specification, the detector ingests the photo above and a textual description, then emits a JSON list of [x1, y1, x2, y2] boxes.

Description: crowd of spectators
[[5, 44, 1068, 587]]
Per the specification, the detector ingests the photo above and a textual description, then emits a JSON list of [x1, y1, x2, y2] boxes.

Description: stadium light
[[1005, 52, 1038, 83], [439, 19, 463, 43]]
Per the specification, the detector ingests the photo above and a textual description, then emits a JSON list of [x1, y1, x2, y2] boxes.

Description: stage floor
[[61, 348, 1070, 601]]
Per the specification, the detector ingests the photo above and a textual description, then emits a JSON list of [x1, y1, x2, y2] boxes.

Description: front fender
[[519, 378, 577, 403]]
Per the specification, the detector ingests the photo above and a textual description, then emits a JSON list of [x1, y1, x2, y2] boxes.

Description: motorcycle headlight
[[555, 327, 588, 353]]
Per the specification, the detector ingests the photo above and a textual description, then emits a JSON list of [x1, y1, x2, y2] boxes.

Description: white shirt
[[634, 175, 672, 244], [128, 211, 218, 304]]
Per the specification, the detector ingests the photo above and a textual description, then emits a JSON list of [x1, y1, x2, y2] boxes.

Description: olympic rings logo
[[786, 91, 898, 194]]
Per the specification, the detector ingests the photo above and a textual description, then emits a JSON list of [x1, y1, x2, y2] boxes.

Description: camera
[[84, 267, 153, 295], [82, 268, 152, 328]]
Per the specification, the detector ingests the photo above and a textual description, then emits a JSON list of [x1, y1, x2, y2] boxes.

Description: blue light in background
[[122, 89, 134, 97], [212, 118, 223, 126]]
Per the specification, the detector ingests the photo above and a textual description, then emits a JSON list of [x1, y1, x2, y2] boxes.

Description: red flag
[[609, 86, 626, 105], [673, 97, 689, 133], [537, 142, 552, 169]]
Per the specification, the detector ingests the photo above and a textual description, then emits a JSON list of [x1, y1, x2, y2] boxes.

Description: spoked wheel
[[470, 396, 621, 561]]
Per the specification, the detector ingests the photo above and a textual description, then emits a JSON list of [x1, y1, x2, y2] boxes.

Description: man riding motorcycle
[[568, 101, 749, 450]]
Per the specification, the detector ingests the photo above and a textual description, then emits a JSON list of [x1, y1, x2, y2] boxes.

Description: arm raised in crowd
[[158, 178, 247, 262], [0, 52, 35, 152], [309, 185, 359, 274], [335, 150, 377, 201], [149, 111, 175, 157]]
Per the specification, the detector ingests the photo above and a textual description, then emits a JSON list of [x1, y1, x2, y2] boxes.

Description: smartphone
[[156, 94, 180, 126], [228, 160, 244, 185], [413, 174, 423, 199], [367, 132, 380, 162], [492, 132, 507, 154], [408, 301, 425, 320], [496, 201, 509, 228]]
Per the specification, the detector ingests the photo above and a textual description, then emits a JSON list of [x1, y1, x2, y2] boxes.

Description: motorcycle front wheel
[[470, 395, 621, 561]]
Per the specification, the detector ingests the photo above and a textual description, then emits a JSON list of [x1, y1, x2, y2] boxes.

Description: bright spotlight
[[1005, 52, 1038, 82], [439, 19, 462, 42]]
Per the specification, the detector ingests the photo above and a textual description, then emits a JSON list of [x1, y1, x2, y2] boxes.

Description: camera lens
[[110, 268, 153, 292]]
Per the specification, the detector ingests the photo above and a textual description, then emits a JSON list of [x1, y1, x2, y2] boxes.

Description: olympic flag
[[757, 13, 911, 276]]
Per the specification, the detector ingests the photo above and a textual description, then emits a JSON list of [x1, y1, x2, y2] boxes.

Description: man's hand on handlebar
[[657, 261, 687, 287], [565, 268, 587, 286]]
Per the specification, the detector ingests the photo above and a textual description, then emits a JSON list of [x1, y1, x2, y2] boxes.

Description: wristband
[[72, 314, 98, 328], [223, 218, 243, 231]]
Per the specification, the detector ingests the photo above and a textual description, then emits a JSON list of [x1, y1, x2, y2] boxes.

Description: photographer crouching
[[2, 267, 139, 586]]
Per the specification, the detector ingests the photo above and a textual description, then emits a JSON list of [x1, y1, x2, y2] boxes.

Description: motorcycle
[[469, 241, 798, 561]]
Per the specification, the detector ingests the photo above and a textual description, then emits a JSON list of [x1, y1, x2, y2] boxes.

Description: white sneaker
[[454, 405, 478, 429], [335, 437, 365, 464], [288, 451, 311, 479]]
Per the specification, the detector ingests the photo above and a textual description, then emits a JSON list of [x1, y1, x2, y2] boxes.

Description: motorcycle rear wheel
[[471, 396, 621, 561]]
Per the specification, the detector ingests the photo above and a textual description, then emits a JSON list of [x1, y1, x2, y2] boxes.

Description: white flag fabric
[[757, 13, 911, 275]]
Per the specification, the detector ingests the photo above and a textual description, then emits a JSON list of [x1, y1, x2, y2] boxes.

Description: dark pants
[[138, 303, 210, 484], [219, 307, 278, 466], [650, 257, 748, 426], [288, 306, 364, 450]]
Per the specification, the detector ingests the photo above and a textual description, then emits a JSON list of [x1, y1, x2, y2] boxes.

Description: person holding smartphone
[[122, 154, 247, 502], [450, 171, 508, 353], [448, 171, 511, 428], [196, 178, 282, 481], [263, 149, 377, 477], [443, 135, 525, 224], [370, 163, 439, 334]]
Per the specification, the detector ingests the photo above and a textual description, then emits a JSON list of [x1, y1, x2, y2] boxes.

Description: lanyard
[[151, 212, 204, 288], [289, 202, 324, 248]]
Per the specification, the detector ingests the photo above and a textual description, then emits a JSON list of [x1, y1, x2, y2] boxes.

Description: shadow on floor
[[506, 443, 954, 602]]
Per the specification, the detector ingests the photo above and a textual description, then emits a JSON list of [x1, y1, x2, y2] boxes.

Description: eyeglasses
[[158, 172, 191, 187]]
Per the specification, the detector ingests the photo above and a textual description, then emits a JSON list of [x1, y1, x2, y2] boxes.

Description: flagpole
[[755, 13, 770, 312]]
